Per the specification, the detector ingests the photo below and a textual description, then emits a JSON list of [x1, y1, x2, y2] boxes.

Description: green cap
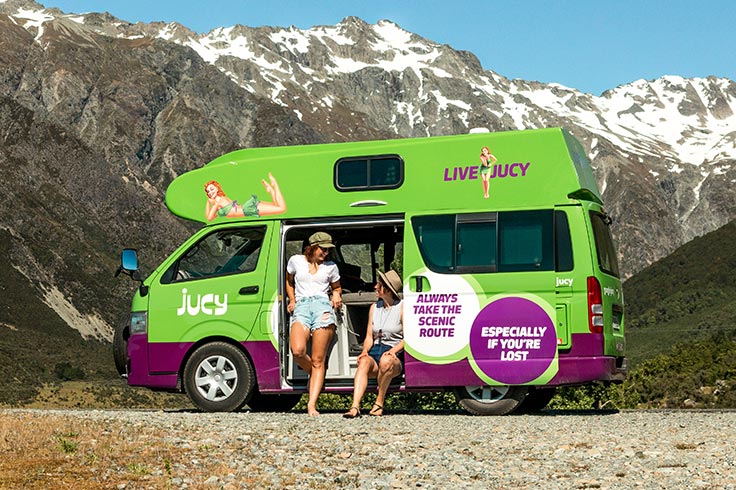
[[309, 232, 335, 248]]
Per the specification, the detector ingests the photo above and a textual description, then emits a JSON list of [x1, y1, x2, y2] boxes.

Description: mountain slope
[[624, 219, 736, 366]]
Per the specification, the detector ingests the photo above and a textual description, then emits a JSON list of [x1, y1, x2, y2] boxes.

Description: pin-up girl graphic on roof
[[204, 173, 286, 221]]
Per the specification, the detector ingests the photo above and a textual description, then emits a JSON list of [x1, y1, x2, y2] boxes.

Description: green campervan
[[115, 127, 626, 415]]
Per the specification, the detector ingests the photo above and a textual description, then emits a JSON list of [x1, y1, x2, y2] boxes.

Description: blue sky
[[39, 0, 736, 96]]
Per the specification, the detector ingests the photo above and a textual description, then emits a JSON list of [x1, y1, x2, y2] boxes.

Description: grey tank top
[[372, 299, 403, 348]]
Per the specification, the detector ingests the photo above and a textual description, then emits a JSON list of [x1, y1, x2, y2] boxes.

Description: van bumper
[[551, 333, 627, 385], [126, 333, 180, 390]]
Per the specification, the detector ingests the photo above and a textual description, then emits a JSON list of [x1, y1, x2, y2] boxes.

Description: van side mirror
[[121, 248, 139, 272], [115, 248, 148, 296]]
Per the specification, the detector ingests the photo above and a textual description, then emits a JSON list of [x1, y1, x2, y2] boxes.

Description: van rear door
[[588, 210, 625, 358]]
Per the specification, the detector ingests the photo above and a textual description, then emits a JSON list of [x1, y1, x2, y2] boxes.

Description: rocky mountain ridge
[[0, 0, 734, 343]]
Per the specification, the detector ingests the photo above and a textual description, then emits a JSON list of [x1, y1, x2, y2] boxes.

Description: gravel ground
[[4, 409, 736, 489]]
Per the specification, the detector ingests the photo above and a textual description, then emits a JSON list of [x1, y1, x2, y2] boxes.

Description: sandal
[[343, 406, 361, 419], [368, 403, 383, 416]]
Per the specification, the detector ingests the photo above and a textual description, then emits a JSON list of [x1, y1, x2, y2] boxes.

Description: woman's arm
[[388, 340, 404, 355], [205, 199, 219, 221], [358, 304, 376, 359], [330, 280, 342, 310], [285, 272, 296, 313]]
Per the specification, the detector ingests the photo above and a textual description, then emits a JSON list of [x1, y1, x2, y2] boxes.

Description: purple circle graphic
[[469, 297, 556, 384]]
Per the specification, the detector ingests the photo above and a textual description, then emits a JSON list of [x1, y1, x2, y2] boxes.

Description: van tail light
[[587, 276, 604, 334]]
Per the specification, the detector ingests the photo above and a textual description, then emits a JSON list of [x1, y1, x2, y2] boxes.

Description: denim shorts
[[368, 344, 404, 370], [291, 295, 336, 331]]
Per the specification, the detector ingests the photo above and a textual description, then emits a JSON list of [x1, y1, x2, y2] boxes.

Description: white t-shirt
[[286, 254, 340, 300]]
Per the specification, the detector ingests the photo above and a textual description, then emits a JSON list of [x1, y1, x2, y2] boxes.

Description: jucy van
[[114, 127, 626, 415]]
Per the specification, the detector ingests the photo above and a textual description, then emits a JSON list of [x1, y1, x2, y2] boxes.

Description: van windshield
[[589, 211, 620, 278]]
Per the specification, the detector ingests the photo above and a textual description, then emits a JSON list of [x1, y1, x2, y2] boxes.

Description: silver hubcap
[[195, 355, 238, 402], [464, 385, 509, 404]]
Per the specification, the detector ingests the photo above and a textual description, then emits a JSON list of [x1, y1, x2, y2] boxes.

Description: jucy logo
[[177, 288, 228, 316]]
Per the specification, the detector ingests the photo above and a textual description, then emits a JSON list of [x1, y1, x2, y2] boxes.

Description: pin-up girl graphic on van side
[[479, 146, 498, 199], [204, 173, 287, 221]]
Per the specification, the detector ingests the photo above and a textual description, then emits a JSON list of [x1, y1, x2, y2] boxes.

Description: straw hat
[[377, 269, 402, 298]]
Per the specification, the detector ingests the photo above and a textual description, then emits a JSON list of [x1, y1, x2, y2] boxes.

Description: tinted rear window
[[589, 211, 620, 278]]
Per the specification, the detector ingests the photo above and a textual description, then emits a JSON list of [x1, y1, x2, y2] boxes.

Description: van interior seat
[[339, 292, 375, 355]]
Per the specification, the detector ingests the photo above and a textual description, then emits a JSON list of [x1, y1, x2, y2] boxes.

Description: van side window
[[413, 210, 562, 274], [457, 214, 497, 271], [335, 155, 404, 191], [589, 211, 620, 278], [498, 210, 554, 272], [412, 214, 460, 272], [555, 210, 574, 272], [161, 227, 266, 283]]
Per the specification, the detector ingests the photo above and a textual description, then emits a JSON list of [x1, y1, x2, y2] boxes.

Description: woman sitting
[[343, 270, 403, 418]]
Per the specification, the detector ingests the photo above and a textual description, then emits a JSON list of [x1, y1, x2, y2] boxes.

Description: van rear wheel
[[183, 342, 255, 412], [454, 385, 528, 415]]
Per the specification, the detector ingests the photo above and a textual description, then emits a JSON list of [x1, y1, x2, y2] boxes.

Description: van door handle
[[239, 286, 259, 295], [413, 276, 428, 293]]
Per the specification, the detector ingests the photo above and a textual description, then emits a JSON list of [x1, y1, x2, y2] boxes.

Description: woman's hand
[[383, 349, 401, 358], [331, 292, 342, 310], [287, 299, 295, 314]]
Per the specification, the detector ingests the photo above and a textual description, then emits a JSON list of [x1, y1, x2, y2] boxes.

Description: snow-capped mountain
[[1, 0, 734, 339]]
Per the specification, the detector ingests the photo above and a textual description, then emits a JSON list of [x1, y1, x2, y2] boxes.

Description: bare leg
[[373, 355, 402, 414], [306, 325, 335, 416], [289, 322, 312, 375], [482, 176, 490, 199], [258, 173, 287, 215], [348, 356, 378, 412]]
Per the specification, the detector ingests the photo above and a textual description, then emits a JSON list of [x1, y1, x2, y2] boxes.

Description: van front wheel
[[183, 342, 255, 412], [453, 385, 528, 416]]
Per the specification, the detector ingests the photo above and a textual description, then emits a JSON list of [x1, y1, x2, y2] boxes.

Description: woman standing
[[479, 146, 497, 199], [343, 270, 403, 418], [286, 232, 342, 416]]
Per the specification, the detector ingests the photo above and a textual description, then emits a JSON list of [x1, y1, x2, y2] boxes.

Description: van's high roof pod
[[166, 127, 603, 224]]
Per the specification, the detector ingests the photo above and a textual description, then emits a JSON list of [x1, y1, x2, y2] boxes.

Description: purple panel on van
[[552, 333, 624, 384], [242, 340, 282, 392], [149, 341, 193, 373], [405, 333, 619, 387], [126, 334, 181, 389], [404, 353, 484, 387], [127, 336, 283, 391]]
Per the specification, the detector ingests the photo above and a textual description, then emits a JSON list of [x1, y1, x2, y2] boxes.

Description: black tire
[[453, 385, 529, 416], [183, 342, 255, 412], [112, 322, 129, 376], [247, 391, 302, 412], [516, 387, 557, 413]]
